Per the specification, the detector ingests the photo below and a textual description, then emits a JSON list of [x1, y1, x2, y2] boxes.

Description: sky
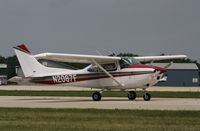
[[0, 0, 200, 62]]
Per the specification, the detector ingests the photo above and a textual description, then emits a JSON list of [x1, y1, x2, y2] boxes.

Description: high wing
[[33, 52, 186, 88], [34, 53, 121, 64], [34, 53, 123, 86], [35, 53, 187, 63], [134, 55, 187, 62]]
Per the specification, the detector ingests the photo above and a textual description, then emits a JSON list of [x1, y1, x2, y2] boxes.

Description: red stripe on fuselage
[[31, 71, 153, 85]]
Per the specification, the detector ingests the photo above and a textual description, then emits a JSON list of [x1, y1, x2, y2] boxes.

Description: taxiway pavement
[[0, 85, 200, 110], [0, 85, 200, 92], [0, 96, 200, 110]]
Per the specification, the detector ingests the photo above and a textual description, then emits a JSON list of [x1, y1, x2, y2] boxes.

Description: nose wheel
[[143, 92, 151, 101]]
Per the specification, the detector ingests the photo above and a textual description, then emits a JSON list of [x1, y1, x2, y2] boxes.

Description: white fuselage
[[30, 64, 164, 90]]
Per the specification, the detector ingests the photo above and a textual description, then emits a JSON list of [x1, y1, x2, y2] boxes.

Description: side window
[[88, 63, 117, 72], [88, 65, 100, 72], [102, 63, 117, 71]]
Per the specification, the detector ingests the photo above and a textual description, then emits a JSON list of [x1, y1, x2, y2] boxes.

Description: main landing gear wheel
[[143, 92, 151, 101], [128, 91, 136, 100], [92, 92, 102, 101]]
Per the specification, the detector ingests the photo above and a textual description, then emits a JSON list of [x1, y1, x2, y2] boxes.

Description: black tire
[[128, 91, 136, 100], [143, 92, 151, 101], [92, 92, 102, 101]]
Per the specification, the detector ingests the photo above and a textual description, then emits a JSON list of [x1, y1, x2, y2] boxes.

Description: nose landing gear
[[143, 92, 151, 101]]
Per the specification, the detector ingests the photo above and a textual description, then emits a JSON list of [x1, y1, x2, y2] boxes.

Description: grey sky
[[0, 0, 200, 62]]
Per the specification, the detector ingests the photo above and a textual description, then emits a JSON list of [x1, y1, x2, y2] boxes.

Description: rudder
[[13, 44, 47, 77]]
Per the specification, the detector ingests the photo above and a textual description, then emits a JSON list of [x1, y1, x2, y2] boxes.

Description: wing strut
[[91, 59, 124, 87]]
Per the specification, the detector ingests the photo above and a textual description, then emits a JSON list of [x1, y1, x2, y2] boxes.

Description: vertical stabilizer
[[13, 44, 49, 77]]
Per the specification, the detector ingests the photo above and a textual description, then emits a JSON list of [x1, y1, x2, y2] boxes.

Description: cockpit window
[[88, 63, 117, 72], [119, 57, 140, 68]]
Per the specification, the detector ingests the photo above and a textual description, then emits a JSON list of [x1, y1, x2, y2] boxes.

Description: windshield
[[119, 57, 140, 68]]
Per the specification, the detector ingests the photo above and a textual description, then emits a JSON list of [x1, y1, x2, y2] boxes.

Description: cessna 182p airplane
[[13, 44, 187, 101]]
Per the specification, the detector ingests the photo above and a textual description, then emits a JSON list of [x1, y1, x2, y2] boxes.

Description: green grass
[[0, 108, 199, 131], [0, 90, 199, 98]]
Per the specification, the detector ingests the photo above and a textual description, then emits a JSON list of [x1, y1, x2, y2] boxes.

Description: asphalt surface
[[0, 85, 200, 110], [0, 85, 200, 92], [0, 96, 200, 110]]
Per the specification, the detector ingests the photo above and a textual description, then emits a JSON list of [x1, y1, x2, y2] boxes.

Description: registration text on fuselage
[[52, 74, 77, 83]]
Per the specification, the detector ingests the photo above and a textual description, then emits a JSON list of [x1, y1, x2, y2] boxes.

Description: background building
[[152, 63, 199, 87], [0, 64, 7, 85]]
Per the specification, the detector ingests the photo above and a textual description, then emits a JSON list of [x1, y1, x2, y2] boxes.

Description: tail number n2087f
[[52, 74, 77, 83]]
